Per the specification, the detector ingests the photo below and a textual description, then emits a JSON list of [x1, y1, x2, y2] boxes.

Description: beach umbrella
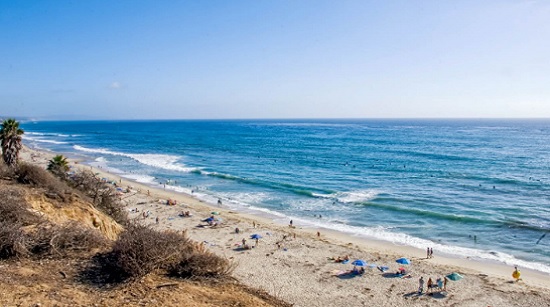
[[351, 259, 367, 267], [211, 211, 220, 215], [203, 217, 214, 222], [446, 272, 463, 281], [396, 257, 411, 265], [250, 234, 262, 239]]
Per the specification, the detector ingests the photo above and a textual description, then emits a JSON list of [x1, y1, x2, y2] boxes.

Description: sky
[[1, 0, 550, 120]]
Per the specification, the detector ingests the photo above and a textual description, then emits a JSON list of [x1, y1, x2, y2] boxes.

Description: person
[[430, 248, 434, 258], [289, 220, 293, 227], [437, 278, 443, 291], [427, 247, 430, 259], [242, 238, 246, 246], [217, 199, 222, 206], [235, 227, 240, 234], [427, 278, 433, 293], [156, 216, 159, 224], [253, 221, 256, 228], [512, 266, 521, 282], [255, 238, 259, 246], [317, 231, 320, 238], [444, 277, 448, 290], [418, 277, 424, 294]]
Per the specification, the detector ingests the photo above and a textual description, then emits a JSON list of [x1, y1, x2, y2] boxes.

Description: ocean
[[21, 119, 550, 274]]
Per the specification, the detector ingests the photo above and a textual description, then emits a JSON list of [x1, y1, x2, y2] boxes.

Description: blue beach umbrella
[[351, 259, 367, 267], [250, 234, 263, 239], [396, 257, 411, 265], [446, 272, 463, 281]]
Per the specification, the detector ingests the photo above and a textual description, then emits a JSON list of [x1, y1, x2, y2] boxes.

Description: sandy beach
[[22, 146, 550, 307]]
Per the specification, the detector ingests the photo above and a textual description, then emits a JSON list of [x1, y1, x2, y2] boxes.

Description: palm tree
[[48, 154, 70, 177], [0, 118, 24, 168]]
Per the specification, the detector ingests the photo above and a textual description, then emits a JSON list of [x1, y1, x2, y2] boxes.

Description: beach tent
[[396, 257, 411, 265]]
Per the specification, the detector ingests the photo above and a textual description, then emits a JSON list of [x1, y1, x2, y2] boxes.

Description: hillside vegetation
[[0, 163, 290, 307]]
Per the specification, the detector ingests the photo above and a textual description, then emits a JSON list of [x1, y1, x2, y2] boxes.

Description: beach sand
[[22, 146, 550, 306]]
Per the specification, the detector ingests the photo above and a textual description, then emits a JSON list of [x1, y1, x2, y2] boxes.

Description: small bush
[[30, 222, 110, 257], [108, 223, 191, 279], [16, 163, 70, 201], [69, 171, 128, 225], [16, 163, 55, 186], [0, 163, 15, 179], [169, 250, 234, 279], [0, 187, 42, 226], [0, 223, 30, 259]]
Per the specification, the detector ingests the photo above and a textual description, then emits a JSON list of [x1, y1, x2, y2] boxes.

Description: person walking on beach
[[430, 248, 434, 258], [289, 220, 293, 227], [512, 266, 521, 282], [427, 247, 430, 259], [418, 276, 424, 294]]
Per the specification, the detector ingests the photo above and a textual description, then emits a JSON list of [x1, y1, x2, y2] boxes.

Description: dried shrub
[[16, 163, 70, 201], [0, 187, 42, 226], [0, 223, 30, 259], [69, 171, 128, 225], [169, 248, 234, 279], [0, 162, 15, 179], [108, 223, 191, 279], [16, 163, 56, 186], [30, 222, 110, 257]]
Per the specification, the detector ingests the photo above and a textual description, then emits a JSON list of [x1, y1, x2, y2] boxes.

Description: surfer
[[536, 232, 547, 244]]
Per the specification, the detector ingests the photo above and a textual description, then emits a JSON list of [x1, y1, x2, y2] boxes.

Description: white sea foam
[[122, 174, 157, 184], [294, 218, 550, 274], [314, 189, 379, 203], [23, 136, 68, 144], [73, 145, 199, 173], [26, 132, 47, 136], [26, 132, 71, 137]]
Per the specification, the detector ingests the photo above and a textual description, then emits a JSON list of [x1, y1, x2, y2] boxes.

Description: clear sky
[[1, 1, 549, 119]]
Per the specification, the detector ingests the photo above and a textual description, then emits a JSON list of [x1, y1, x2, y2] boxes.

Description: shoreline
[[21, 145, 550, 306]]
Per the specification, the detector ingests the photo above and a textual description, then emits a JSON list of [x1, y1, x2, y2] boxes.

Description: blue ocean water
[[21, 119, 550, 273]]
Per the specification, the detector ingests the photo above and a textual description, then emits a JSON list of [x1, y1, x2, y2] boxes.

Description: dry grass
[[0, 162, 15, 179], [0, 186, 42, 226], [0, 223, 29, 259], [15, 163, 71, 201], [169, 250, 234, 279], [0, 184, 108, 260], [30, 221, 110, 258]]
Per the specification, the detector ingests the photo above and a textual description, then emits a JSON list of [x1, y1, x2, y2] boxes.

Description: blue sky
[[1, 1, 549, 119]]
